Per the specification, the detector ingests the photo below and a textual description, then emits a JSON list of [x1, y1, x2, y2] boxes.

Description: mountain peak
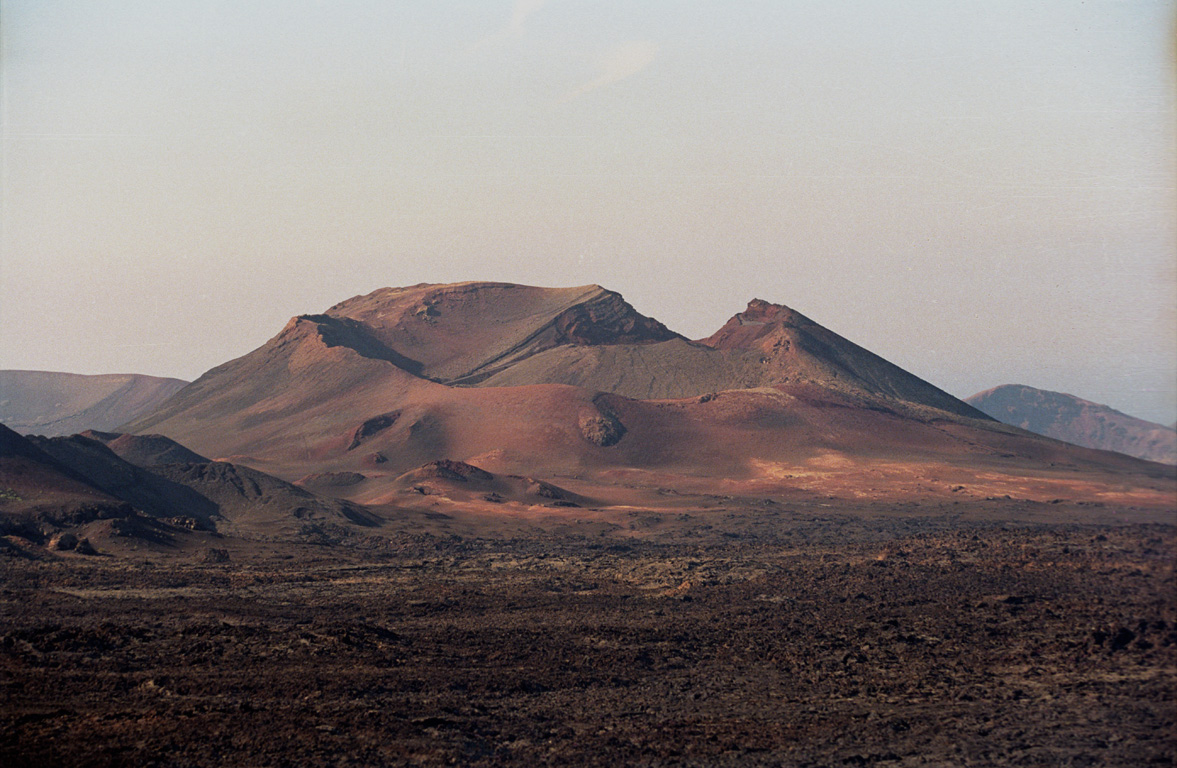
[[699, 299, 814, 350], [319, 281, 679, 385], [550, 287, 679, 346], [738, 299, 814, 327]]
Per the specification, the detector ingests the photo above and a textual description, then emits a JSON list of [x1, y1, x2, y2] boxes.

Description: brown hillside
[[474, 298, 986, 420], [80, 430, 210, 467], [324, 282, 680, 385], [0, 424, 124, 508]]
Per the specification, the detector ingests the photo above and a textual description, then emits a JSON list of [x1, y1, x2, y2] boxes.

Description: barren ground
[[2, 514, 1174, 767]]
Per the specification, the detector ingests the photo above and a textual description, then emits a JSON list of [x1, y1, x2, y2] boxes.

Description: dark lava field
[[2, 520, 1174, 767]]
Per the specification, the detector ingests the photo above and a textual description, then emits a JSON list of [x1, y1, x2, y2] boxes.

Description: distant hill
[[966, 385, 1177, 465], [0, 370, 188, 436]]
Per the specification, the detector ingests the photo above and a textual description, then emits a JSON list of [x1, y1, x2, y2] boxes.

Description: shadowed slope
[[967, 384, 1177, 465], [80, 430, 209, 467], [475, 298, 989, 420], [0, 424, 127, 515], [698, 300, 989, 419], [22, 430, 380, 543], [123, 312, 436, 459], [28, 434, 219, 529]]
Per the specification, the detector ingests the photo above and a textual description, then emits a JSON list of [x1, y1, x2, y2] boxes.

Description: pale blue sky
[[2, 1, 1174, 423]]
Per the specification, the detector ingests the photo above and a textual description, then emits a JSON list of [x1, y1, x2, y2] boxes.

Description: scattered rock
[[347, 412, 400, 450], [49, 532, 78, 551], [527, 480, 564, 500], [1109, 627, 1136, 651], [201, 548, 231, 564], [410, 460, 494, 483], [579, 412, 626, 447]]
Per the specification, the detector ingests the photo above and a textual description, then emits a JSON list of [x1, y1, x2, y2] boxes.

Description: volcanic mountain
[[967, 384, 1177, 465], [123, 282, 1174, 511], [0, 370, 188, 436]]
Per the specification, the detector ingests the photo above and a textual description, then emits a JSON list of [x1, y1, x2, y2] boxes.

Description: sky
[[2, 1, 1175, 424]]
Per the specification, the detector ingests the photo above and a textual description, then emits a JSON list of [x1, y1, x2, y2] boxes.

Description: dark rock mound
[[407, 460, 494, 483], [348, 412, 400, 450], [391, 460, 585, 507], [80, 430, 209, 467], [152, 461, 382, 530], [200, 547, 231, 564], [579, 400, 626, 447], [49, 532, 79, 551], [520, 478, 569, 501], [74, 537, 97, 555], [297, 471, 366, 488]]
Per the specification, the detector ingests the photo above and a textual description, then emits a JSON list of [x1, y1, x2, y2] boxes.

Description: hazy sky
[[2, 1, 1175, 423]]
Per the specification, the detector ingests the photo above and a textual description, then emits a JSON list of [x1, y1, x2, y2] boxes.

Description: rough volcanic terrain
[[1, 520, 1173, 767], [4, 282, 1175, 766]]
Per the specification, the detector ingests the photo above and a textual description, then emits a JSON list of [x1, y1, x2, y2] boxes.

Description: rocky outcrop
[[348, 412, 400, 450], [552, 290, 680, 346]]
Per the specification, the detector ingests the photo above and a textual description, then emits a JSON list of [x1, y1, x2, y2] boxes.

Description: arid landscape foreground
[[3, 505, 1175, 767]]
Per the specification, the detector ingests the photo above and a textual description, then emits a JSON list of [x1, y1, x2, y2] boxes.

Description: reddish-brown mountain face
[[118, 282, 1173, 514], [319, 282, 680, 386], [694, 299, 989, 418], [699, 298, 816, 350], [967, 384, 1177, 465]]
